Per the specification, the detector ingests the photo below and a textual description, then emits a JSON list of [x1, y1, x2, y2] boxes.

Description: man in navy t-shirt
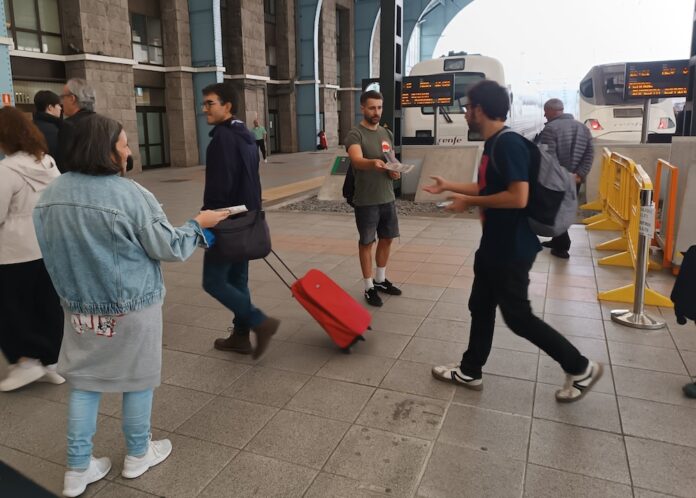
[[423, 80, 602, 403]]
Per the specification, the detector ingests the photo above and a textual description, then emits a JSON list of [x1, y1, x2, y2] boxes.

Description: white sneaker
[[63, 456, 111, 497], [555, 361, 604, 403], [264, 158, 267, 163], [431, 363, 483, 391], [38, 364, 66, 385], [122, 439, 172, 479], [0, 359, 46, 391]]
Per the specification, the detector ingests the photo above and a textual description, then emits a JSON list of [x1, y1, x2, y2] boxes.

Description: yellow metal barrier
[[652, 159, 679, 271], [597, 152, 672, 307], [582, 148, 623, 231]]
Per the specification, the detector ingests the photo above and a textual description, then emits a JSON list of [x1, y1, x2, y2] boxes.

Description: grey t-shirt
[[344, 124, 395, 207]]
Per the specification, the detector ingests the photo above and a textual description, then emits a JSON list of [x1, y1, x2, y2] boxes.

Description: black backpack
[[342, 165, 355, 207], [671, 245, 696, 325]]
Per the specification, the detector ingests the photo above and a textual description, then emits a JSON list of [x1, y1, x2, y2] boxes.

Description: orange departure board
[[401, 74, 454, 107], [625, 59, 689, 99]]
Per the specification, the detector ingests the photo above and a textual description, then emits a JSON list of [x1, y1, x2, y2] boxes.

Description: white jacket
[[0, 151, 60, 264]]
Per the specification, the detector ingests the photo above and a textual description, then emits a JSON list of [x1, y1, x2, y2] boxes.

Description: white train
[[579, 63, 679, 141], [402, 53, 543, 144]]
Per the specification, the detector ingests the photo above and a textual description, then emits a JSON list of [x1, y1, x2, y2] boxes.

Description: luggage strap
[[263, 250, 299, 290]]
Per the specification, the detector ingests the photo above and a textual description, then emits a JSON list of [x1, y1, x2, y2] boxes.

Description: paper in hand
[[383, 150, 415, 174]]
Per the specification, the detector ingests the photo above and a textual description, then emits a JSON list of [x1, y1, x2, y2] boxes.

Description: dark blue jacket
[[203, 119, 262, 211]]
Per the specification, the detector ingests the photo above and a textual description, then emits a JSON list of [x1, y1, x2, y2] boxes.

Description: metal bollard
[[610, 188, 666, 329]]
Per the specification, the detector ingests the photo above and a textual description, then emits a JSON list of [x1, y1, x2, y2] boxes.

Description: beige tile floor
[[1, 171, 695, 497]]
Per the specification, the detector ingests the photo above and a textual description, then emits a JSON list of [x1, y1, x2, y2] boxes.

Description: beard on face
[[365, 114, 380, 124]]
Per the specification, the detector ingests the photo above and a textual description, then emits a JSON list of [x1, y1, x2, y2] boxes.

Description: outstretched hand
[[444, 194, 472, 213], [194, 210, 229, 228], [422, 175, 448, 194]]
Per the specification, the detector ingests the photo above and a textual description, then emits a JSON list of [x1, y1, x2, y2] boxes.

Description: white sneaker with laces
[[431, 363, 483, 390], [62, 456, 111, 497], [555, 360, 603, 403], [38, 363, 66, 385], [122, 439, 172, 479], [0, 359, 46, 391]]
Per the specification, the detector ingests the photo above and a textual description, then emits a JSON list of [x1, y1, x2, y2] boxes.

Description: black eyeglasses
[[60, 92, 74, 99], [201, 100, 220, 109]]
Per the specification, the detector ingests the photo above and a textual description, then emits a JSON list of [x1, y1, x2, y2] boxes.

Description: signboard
[[624, 59, 689, 99], [639, 204, 656, 237], [1, 93, 10, 106], [401, 74, 454, 108]]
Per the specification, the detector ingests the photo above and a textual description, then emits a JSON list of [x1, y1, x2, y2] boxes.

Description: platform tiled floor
[[1, 171, 694, 497]]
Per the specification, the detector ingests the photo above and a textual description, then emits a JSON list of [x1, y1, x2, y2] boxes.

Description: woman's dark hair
[[360, 90, 383, 105], [66, 114, 124, 176], [467, 80, 510, 121], [34, 90, 60, 113], [0, 107, 48, 161], [202, 82, 238, 112]]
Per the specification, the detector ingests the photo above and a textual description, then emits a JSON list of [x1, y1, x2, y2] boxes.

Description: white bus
[[579, 63, 679, 141], [402, 53, 543, 144]]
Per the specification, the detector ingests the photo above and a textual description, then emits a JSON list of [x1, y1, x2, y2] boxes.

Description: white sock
[[375, 267, 386, 283], [364, 278, 374, 291]]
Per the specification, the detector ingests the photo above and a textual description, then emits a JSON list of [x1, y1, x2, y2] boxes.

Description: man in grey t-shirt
[[344, 90, 402, 307]]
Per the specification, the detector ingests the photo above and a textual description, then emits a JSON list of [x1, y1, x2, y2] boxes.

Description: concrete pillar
[[162, 0, 199, 167], [319, 0, 338, 147], [276, 0, 297, 152], [222, 0, 267, 126], [336, 0, 354, 144], [61, 0, 141, 171], [353, 0, 379, 124]]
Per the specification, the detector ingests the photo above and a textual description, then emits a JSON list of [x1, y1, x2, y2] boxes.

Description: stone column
[[336, 0, 354, 145], [276, 0, 297, 152], [319, 0, 338, 147], [162, 0, 199, 167], [222, 0, 267, 126]]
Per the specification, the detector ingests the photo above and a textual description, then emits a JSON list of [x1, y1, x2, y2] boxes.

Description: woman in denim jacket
[[33, 114, 228, 497]]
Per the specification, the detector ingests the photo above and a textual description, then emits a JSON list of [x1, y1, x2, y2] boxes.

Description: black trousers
[[547, 183, 582, 252], [256, 139, 266, 160], [459, 251, 588, 377], [0, 259, 64, 365]]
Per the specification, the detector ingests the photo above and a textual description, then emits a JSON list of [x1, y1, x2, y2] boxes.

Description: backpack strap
[[487, 127, 515, 176]]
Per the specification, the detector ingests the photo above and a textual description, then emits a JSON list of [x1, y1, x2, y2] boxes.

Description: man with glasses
[[424, 80, 603, 403], [199, 82, 279, 359], [57, 78, 96, 172]]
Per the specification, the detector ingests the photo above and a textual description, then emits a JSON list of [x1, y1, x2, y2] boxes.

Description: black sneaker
[[550, 248, 570, 259], [374, 279, 402, 295], [541, 241, 554, 249], [364, 287, 383, 307]]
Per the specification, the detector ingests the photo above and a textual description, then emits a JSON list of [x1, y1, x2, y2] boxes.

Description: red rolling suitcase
[[265, 251, 370, 353]]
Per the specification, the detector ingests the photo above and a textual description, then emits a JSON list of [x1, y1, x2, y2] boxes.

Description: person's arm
[[0, 170, 21, 225], [202, 134, 234, 209], [575, 129, 594, 180], [346, 144, 386, 171], [446, 181, 528, 212], [423, 176, 479, 196], [538, 125, 557, 159], [133, 185, 228, 261]]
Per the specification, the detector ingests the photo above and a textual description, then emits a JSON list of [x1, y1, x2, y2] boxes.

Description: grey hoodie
[[0, 151, 60, 264]]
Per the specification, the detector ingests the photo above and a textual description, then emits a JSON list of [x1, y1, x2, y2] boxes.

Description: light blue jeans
[[67, 388, 153, 470]]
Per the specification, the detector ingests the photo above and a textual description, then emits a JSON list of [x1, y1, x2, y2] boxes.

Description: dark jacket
[[203, 118, 262, 211], [671, 245, 696, 325], [56, 109, 96, 173], [33, 112, 62, 163], [538, 113, 594, 179]]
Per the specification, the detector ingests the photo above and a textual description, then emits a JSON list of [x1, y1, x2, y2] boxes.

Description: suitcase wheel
[[341, 347, 352, 355], [367, 326, 372, 330]]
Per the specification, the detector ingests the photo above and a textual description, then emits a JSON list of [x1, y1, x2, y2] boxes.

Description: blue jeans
[[67, 388, 153, 470], [202, 254, 266, 333]]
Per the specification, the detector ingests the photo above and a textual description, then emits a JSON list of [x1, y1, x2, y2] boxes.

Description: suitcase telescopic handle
[[263, 250, 299, 290]]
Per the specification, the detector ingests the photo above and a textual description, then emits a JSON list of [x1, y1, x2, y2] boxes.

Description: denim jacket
[[34, 172, 205, 315]]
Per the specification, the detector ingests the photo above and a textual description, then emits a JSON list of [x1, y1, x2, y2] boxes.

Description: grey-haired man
[[57, 78, 96, 173]]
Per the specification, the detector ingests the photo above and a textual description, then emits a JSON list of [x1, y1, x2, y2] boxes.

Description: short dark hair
[[360, 90, 383, 105], [66, 114, 123, 176], [34, 90, 60, 113], [202, 82, 238, 113], [467, 80, 510, 121]]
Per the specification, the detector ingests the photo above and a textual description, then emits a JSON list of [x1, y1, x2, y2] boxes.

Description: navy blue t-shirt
[[477, 129, 541, 263]]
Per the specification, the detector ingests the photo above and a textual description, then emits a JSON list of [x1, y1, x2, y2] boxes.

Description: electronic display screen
[[624, 60, 689, 99], [401, 74, 455, 107]]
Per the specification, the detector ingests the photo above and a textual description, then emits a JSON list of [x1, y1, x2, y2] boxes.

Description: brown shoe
[[251, 317, 280, 360], [214, 329, 253, 354]]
